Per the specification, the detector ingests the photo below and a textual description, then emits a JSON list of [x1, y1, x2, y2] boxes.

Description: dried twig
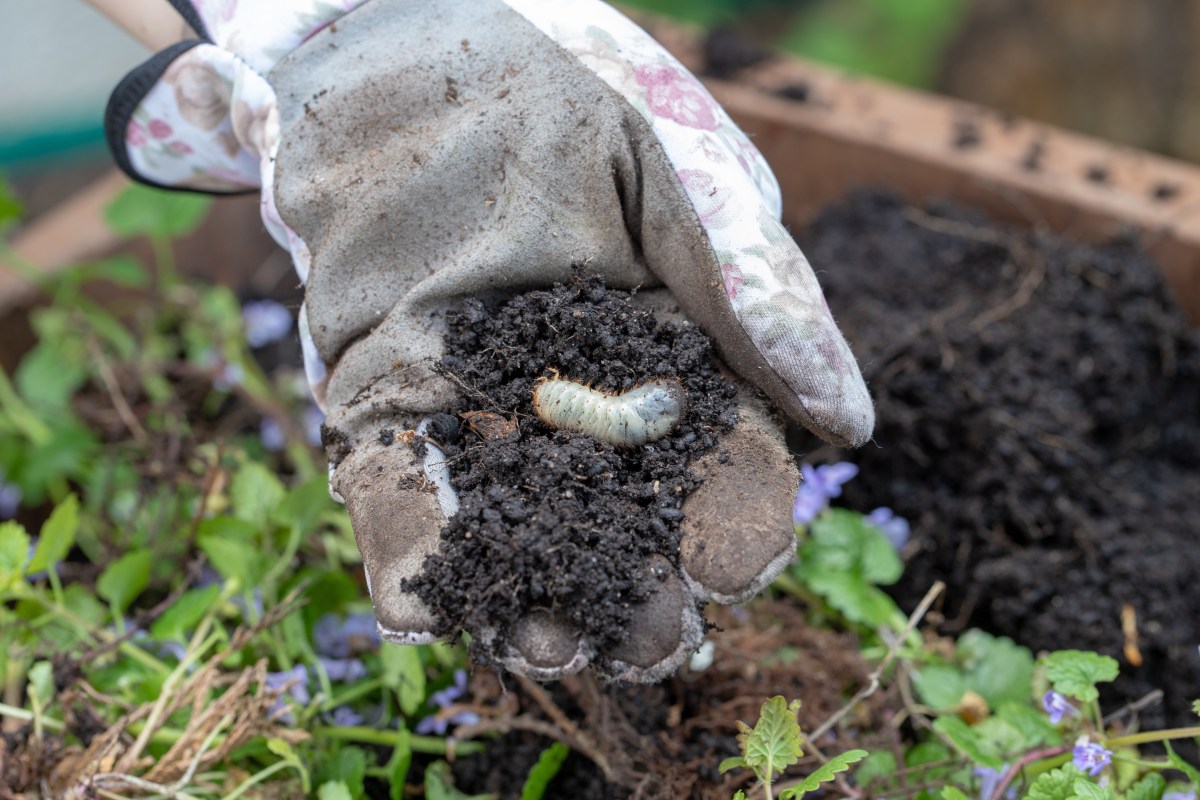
[[808, 582, 945, 743]]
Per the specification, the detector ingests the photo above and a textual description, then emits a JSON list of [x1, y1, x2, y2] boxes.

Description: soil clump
[[803, 189, 1200, 728], [405, 277, 737, 665]]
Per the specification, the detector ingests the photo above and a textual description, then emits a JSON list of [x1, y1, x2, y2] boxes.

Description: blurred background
[[4, 0, 1199, 210]]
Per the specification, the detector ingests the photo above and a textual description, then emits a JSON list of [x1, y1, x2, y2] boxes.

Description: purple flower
[[214, 361, 244, 392], [328, 705, 365, 727], [415, 669, 480, 735], [313, 612, 379, 658], [975, 764, 1015, 800], [0, 478, 20, 519], [242, 299, 293, 348], [260, 417, 286, 452], [1043, 690, 1078, 725], [793, 462, 859, 525], [266, 665, 311, 705], [1072, 739, 1112, 776], [1164, 792, 1197, 800], [866, 507, 911, 550], [319, 657, 368, 683]]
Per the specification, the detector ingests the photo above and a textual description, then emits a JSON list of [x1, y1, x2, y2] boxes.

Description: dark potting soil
[[803, 189, 1200, 727], [404, 276, 737, 665]]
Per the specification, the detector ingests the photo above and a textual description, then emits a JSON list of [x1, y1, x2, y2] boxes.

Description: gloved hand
[[105, 0, 874, 682]]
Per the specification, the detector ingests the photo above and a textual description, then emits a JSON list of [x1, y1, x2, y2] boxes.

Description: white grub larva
[[532, 375, 686, 447]]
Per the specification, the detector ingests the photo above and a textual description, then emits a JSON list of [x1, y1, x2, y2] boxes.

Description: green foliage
[[519, 742, 570, 800], [933, 715, 1004, 770], [723, 696, 804, 784], [382, 642, 427, 716], [27, 494, 79, 574], [1042, 650, 1120, 703], [778, 749, 868, 799], [1070, 778, 1114, 800], [0, 176, 22, 227], [1124, 773, 1166, 800], [913, 629, 1034, 711], [1025, 765, 1085, 800], [96, 548, 152, 615], [104, 184, 212, 240], [793, 508, 905, 628], [0, 521, 30, 592]]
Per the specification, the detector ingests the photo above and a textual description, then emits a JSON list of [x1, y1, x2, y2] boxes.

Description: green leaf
[[316, 748, 367, 800], [804, 572, 903, 627], [150, 584, 221, 642], [0, 521, 30, 591], [958, 630, 1035, 709], [719, 756, 748, 774], [1024, 765, 1084, 800], [275, 477, 334, 534], [519, 742, 570, 800], [15, 341, 88, 412], [317, 782, 354, 800], [1165, 743, 1200, 787], [97, 549, 152, 614], [386, 727, 413, 800], [27, 660, 55, 705], [737, 696, 804, 783], [733, 793, 746, 800], [230, 461, 286, 525], [855, 751, 897, 794], [1042, 651, 1119, 703], [996, 703, 1061, 748], [104, 184, 212, 239], [912, 665, 967, 710], [197, 518, 271, 589], [932, 716, 1003, 770], [381, 644, 426, 717], [424, 760, 495, 800], [779, 749, 868, 800], [802, 509, 903, 585], [1125, 773, 1166, 800], [941, 789, 970, 800], [1193, 699, 1200, 719], [27, 494, 78, 574], [1069, 778, 1113, 800]]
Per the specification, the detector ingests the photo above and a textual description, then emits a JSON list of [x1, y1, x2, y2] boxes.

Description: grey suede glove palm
[[106, 0, 873, 682]]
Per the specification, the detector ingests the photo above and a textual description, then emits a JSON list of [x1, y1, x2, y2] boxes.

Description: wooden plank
[[691, 55, 1200, 320]]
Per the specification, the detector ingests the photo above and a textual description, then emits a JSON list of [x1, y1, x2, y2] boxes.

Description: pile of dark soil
[[803, 190, 1200, 726], [451, 601, 898, 800], [405, 277, 737, 664]]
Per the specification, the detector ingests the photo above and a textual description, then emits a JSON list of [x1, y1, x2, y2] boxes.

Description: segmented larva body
[[532, 377, 686, 447]]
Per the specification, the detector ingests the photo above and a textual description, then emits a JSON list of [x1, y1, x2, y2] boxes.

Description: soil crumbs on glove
[[805, 189, 1200, 729], [404, 276, 737, 667]]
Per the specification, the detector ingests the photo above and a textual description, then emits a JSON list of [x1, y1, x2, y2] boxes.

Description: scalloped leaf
[[736, 696, 804, 783], [779, 749, 868, 800], [1042, 651, 1119, 703]]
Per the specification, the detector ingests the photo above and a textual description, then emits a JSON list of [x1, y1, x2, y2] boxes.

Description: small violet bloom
[[0, 477, 20, 519], [866, 506, 911, 550], [1164, 792, 1197, 800], [793, 462, 859, 525], [975, 764, 1015, 800], [313, 612, 379, 659], [1072, 738, 1112, 777], [242, 299, 294, 348], [260, 417, 286, 452], [328, 705, 365, 727], [266, 664, 311, 724], [1042, 690, 1078, 725], [319, 657, 368, 683], [415, 669, 480, 735]]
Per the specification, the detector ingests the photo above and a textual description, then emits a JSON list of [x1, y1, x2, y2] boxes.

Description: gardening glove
[[104, 0, 875, 683]]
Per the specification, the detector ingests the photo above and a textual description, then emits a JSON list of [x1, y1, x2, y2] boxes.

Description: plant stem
[[313, 725, 485, 755], [1105, 727, 1200, 748], [988, 746, 1069, 800], [0, 702, 65, 731]]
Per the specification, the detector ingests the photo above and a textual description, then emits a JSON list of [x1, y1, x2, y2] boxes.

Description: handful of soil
[[404, 277, 737, 665], [805, 190, 1200, 727]]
